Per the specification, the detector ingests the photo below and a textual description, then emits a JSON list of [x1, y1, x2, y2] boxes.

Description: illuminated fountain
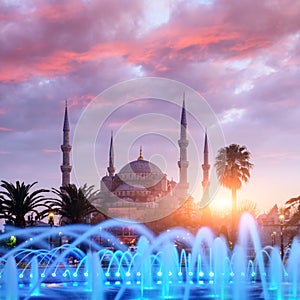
[[0, 213, 299, 300]]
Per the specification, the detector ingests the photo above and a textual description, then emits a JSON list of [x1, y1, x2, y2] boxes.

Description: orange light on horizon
[[193, 189, 232, 215]]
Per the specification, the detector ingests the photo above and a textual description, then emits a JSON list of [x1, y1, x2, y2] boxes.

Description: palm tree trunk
[[231, 188, 237, 245], [232, 188, 237, 219]]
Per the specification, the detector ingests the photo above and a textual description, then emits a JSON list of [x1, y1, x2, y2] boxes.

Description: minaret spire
[[181, 92, 187, 129], [177, 93, 189, 196], [63, 100, 70, 131], [107, 131, 115, 176], [202, 130, 210, 197], [200, 130, 211, 222], [60, 101, 72, 186]]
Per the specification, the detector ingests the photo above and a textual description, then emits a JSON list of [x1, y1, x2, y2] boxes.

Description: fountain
[[0, 213, 299, 299]]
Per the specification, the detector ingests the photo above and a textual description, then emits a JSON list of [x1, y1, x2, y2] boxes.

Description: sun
[[192, 187, 232, 215], [209, 188, 232, 215]]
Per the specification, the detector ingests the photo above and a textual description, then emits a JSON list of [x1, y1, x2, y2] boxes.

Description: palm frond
[[0, 180, 48, 227]]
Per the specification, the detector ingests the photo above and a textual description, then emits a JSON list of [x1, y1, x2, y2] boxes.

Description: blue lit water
[[0, 213, 299, 300]]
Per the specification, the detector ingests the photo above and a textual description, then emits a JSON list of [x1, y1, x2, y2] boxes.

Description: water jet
[[0, 213, 298, 299]]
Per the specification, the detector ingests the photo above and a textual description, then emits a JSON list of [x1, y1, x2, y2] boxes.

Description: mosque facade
[[60, 98, 210, 222]]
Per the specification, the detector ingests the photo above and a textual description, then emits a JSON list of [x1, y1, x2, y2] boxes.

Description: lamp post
[[48, 212, 54, 249], [271, 231, 277, 247], [59, 231, 62, 253], [279, 214, 285, 260]]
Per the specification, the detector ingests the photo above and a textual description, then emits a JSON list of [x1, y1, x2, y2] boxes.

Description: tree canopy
[[47, 184, 99, 225], [215, 144, 253, 225], [0, 180, 49, 227]]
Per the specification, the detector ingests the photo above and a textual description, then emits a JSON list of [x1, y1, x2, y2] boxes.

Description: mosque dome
[[116, 147, 166, 192], [102, 175, 112, 181], [101, 175, 113, 191], [119, 159, 163, 175], [118, 147, 163, 177]]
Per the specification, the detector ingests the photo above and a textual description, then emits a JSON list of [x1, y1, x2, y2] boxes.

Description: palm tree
[[48, 184, 98, 225], [285, 195, 300, 225], [238, 199, 257, 217], [0, 180, 49, 227], [215, 144, 253, 220], [285, 195, 300, 211]]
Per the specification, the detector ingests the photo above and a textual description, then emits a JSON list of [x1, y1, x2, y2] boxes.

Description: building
[[257, 204, 299, 252], [61, 97, 211, 225]]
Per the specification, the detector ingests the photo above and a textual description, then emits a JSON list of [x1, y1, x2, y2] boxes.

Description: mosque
[[60, 98, 211, 223]]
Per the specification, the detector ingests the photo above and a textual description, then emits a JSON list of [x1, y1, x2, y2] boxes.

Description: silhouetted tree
[[285, 195, 300, 225], [48, 184, 98, 225], [238, 199, 257, 217], [0, 180, 49, 227], [215, 144, 253, 222]]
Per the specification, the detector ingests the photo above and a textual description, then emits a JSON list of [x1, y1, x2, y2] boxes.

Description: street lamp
[[48, 212, 54, 249], [279, 214, 285, 260], [271, 231, 277, 247]]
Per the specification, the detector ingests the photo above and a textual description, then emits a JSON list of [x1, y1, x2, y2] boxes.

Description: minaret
[[60, 101, 72, 186], [177, 94, 189, 195], [107, 131, 115, 176], [202, 131, 210, 201]]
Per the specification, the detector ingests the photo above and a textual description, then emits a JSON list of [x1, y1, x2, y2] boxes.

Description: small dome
[[102, 175, 113, 182]]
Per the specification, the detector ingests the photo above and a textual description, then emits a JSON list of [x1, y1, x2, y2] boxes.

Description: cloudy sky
[[1, 0, 300, 214]]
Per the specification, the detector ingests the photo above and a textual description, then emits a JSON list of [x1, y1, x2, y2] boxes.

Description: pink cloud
[[0, 127, 12, 131], [1, 0, 300, 83], [68, 94, 95, 109], [0, 1, 143, 82]]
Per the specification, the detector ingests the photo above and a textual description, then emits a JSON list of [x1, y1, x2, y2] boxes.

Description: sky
[[1, 0, 300, 215]]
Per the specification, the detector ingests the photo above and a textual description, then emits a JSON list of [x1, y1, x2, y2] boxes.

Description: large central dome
[[116, 147, 166, 189], [119, 159, 163, 175], [118, 147, 163, 176]]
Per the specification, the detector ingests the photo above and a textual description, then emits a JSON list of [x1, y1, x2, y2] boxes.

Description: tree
[[238, 199, 257, 217], [215, 144, 253, 221], [285, 195, 300, 225], [48, 184, 98, 225], [285, 195, 300, 211], [0, 180, 49, 228]]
